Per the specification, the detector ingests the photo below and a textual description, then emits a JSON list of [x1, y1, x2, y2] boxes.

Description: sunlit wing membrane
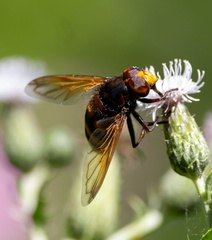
[[25, 75, 106, 105], [81, 113, 126, 206]]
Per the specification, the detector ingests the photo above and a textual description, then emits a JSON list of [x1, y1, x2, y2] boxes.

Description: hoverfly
[[25, 67, 165, 206]]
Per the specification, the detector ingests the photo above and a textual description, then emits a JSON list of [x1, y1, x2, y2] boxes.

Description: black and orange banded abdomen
[[85, 77, 129, 148]]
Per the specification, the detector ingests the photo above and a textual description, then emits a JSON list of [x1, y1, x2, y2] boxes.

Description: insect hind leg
[[147, 120, 168, 126], [127, 115, 145, 148], [127, 111, 168, 148], [132, 111, 157, 132]]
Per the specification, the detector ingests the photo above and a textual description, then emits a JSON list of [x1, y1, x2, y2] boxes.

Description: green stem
[[193, 176, 212, 228], [194, 176, 206, 199], [30, 225, 48, 240], [106, 210, 163, 240]]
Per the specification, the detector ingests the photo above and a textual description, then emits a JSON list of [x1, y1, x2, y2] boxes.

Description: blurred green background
[[1, 0, 212, 239], [1, 0, 211, 117]]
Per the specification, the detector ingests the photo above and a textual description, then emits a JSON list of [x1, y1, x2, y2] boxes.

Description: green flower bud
[[163, 102, 210, 180], [160, 169, 198, 210], [4, 106, 42, 172], [19, 166, 50, 222], [67, 154, 120, 240], [43, 127, 74, 168]]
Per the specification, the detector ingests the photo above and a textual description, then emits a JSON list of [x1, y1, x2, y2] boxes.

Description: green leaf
[[201, 228, 212, 240]]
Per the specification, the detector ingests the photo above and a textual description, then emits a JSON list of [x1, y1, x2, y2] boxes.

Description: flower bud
[[43, 127, 74, 168], [66, 154, 120, 239], [160, 169, 198, 210], [163, 102, 210, 180], [4, 106, 42, 172]]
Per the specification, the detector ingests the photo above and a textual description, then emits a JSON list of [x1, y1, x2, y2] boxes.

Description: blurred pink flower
[[203, 112, 212, 147], [0, 56, 48, 239], [0, 136, 31, 240]]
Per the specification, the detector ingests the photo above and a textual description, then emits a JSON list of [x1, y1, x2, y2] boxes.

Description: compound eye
[[123, 68, 158, 97], [123, 67, 140, 80], [128, 77, 150, 97]]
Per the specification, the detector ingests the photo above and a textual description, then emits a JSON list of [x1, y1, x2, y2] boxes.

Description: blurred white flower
[[140, 59, 205, 120], [0, 56, 47, 102]]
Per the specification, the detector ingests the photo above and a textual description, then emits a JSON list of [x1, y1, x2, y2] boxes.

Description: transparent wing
[[25, 75, 106, 105], [81, 113, 126, 206]]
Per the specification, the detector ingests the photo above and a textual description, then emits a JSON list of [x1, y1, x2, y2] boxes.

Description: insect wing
[[25, 75, 106, 105], [81, 113, 126, 206]]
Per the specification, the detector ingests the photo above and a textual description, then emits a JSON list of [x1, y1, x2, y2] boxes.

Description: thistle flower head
[[141, 59, 210, 181], [141, 59, 205, 120]]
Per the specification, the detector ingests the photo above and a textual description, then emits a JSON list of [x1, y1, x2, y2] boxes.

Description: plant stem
[[194, 176, 206, 199], [193, 176, 212, 228], [106, 210, 163, 240]]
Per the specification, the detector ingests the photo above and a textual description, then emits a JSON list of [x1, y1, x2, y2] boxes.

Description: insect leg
[[132, 111, 157, 132], [147, 120, 168, 126], [138, 97, 162, 103], [127, 115, 145, 148], [151, 84, 163, 97], [139, 88, 179, 104]]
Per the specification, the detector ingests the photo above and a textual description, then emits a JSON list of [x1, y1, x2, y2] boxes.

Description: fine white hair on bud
[[139, 59, 205, 120], [163, 102, 210, 180]]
